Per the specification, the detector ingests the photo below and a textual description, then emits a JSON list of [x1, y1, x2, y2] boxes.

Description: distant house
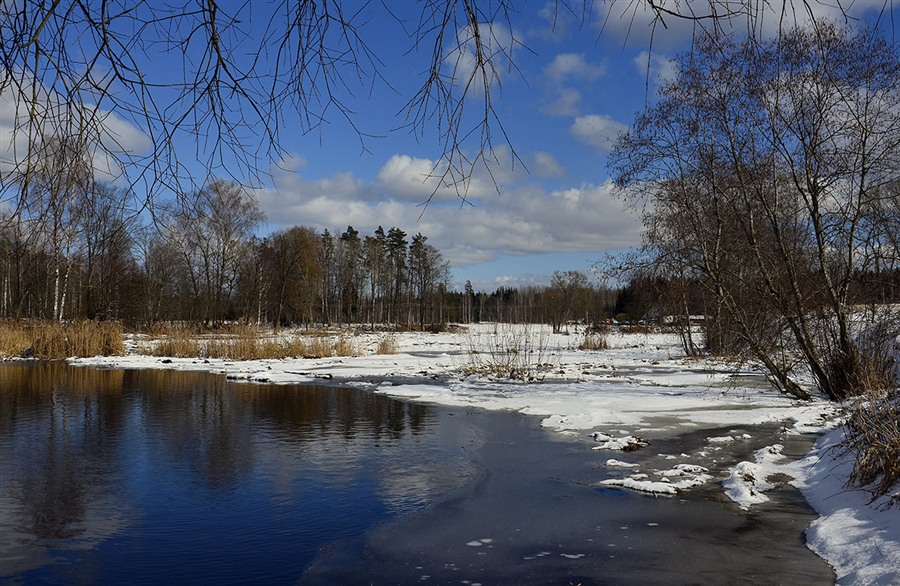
[[660, 314, 707, 326]]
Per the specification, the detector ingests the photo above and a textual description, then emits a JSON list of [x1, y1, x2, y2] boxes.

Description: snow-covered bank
[[70, 323, 897, 585]]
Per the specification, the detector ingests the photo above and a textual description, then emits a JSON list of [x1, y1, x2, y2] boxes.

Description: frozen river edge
[[70, 325, 899, 585]]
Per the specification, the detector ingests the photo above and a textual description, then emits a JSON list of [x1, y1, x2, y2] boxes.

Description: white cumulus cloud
[[253, 155, 641, 269], [570, 114, 629, 152], [544, 53, 606, 82]]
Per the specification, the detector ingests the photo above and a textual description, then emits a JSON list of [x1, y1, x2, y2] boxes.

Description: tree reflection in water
[[0, 363, 455, 583]]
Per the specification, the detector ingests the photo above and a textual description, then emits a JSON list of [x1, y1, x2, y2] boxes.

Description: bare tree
[[610, 24, 900, 400], [163, 179, 265, 324], [545, 270, 590, 334], [408, 233, 450, 328], [20, 135, 94, 321], [263, 226, 322, 329]]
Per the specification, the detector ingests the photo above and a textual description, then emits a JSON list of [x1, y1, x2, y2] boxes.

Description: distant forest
[[0, 167, 620, 329]]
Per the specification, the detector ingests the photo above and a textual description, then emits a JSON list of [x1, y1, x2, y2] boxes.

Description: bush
[[460, 324, 557, 381], [841, 320, 900, 504], [376, 335, 399, 355]]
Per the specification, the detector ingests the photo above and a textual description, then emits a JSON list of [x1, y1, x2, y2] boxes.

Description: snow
[[69, 323, 898, 585]]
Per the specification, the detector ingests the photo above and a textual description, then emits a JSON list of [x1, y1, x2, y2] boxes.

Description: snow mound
[[598, 477, 679, 495], [723, 444, 786, 510], [606, 459, 640, 468], [601, 462, 712, 495], [590, 432, 648, 451]]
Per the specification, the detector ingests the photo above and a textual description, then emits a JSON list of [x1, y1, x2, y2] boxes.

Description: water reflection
[[0, 363, 472, 584]]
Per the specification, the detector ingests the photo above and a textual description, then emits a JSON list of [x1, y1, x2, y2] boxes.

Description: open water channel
[[0, 363, 834, 585]]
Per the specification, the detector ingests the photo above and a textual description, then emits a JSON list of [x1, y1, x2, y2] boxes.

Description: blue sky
[[2, 1, 897, 292], [244, 2, 682, 291], [239, 1, 897, 291]]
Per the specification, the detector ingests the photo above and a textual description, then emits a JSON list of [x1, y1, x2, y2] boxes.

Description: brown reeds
[[0, 320, 33, 358], [144, 324, 202, 357], [375, 335, 399, 355], [0, 320, 125, 359], [579, 332, 609, 351], [140, 323, 360, 360], [844, 388, 900, 506]]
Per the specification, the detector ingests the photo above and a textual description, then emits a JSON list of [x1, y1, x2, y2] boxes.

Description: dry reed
[[0, 320, 125, 359], [376, 335, 399, 355], [0, 321, 31, 358], [844, 388, 900, 506], [579, 332, 609, 351], [140, 323, 361, 360]]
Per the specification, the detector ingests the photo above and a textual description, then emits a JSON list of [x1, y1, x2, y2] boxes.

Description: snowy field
[[71, 323, 898, 585]]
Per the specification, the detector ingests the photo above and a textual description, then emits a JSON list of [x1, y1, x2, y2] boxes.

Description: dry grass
[[375, 335, 399, 355], [0, 320, 34, 358], [305, 335, 334, 358], [579, 332, 609, 351], [144, 324, 203, 358], [140, 323, 361, 360], [0, 320, 125, 359], [333, 334, 359, 357], [844, 388, 900, 506], [67, 320, 126, 357]]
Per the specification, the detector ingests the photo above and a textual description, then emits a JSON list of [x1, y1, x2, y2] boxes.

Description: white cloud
[[544, 53, 606, 82], [530, 152, 566, 178], [0, 75, 150, 183], [527, 1, 583, 41], [540, 53, 606, 117], [633, 51, 678, 87], [570, 114, 629, 152], [274, 153, 308, 173], [593, 1, 887, 49], [375, 154, 456, 203], [254, 159, 641, 270], [375, 153, 522, 204], [447, 22, 516, 92], [541, 87, 583, 116], [251, 152, 640, 267]]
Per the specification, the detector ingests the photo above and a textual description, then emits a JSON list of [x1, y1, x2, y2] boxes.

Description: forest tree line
[[1, 139, 618, 329]]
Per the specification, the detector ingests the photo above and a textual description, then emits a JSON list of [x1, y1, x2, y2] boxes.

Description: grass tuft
[[844, 388, 900, 506], [579, 332, 609, 351], [376, 335, 399, 355]]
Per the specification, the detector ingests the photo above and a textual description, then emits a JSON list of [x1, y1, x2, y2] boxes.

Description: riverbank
[[70, 323, 899, 585]]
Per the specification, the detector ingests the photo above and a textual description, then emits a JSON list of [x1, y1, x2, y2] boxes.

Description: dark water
[[0, 364, 476, 585], [0, 363, 834, 585]]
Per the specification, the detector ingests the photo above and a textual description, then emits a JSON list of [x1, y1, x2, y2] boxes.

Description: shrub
[[460, 324, 557, 381]]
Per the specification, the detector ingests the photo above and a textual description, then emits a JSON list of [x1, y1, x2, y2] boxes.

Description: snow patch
[[590, 432, 648, 451], [606, 459, 640, 468]]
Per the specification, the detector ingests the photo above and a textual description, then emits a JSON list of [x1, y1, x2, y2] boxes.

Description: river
[[0, 363, 834, 584]]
